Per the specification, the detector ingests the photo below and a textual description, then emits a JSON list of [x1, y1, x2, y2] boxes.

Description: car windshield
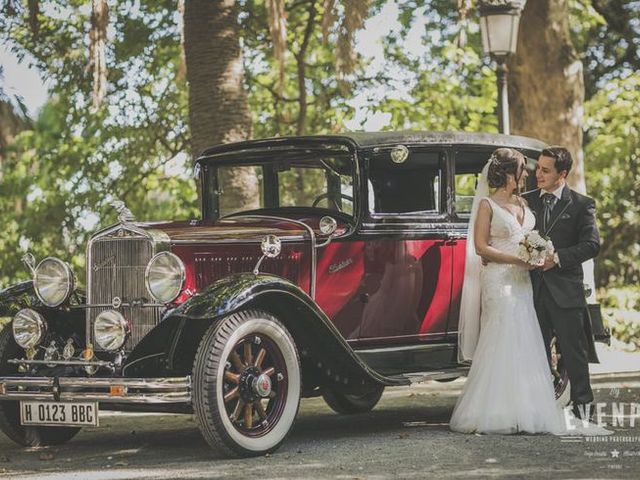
[[201, 151, 356, 219]]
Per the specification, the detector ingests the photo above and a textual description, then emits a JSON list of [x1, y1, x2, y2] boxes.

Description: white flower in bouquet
[[518, 230, 554, 266]]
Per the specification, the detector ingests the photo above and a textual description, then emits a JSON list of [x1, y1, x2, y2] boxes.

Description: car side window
[[368, 150, 443, 215], [454, 150, 491, 216], [454, 173, 477, 215]]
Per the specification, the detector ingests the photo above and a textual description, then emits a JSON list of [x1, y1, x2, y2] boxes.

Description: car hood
[[134, 215, 347, 244]]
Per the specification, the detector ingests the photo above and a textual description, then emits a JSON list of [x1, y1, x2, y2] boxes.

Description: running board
[[386, 367, 469, 385]]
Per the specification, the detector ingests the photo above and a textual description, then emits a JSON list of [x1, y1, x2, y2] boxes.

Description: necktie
[[542, 193, 556, 230]]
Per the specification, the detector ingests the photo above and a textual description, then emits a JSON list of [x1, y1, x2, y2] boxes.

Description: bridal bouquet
[[517, 230, 554, 266]]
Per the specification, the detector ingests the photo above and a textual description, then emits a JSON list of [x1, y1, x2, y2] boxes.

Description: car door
[[354, 146, 452, 345]]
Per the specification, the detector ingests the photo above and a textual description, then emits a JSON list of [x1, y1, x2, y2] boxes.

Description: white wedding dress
[[450, 196, 610, 435]]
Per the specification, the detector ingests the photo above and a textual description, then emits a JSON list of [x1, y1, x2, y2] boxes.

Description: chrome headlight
[[34, 257, 75, 307], [94, 310, 129, 351], [145, 252, 185, 303], [12, 309, 47, 349]]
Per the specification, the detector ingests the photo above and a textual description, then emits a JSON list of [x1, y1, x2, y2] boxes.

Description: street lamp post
[[478, 0, 526, 135]]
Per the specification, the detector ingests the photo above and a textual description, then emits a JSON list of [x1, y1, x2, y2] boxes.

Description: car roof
[[333, 131, 546, 150], [198, 131, 546, 160]]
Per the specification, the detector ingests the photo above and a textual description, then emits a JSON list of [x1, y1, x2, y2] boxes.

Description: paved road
[[1, 372, 640, 479]]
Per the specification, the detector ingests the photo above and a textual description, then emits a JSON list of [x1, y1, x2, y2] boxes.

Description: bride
[[450, 148, 608, 435]]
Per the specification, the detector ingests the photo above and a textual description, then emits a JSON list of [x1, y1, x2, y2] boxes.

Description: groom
[[523, 146, 600, 419]]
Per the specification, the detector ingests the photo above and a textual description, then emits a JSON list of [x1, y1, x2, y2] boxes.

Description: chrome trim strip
[[0, 376, 192, 404], [231, 215, 318, 299], [8, 359, 114, 367], [358, 229, 461, 235], [354, 343, 456, 355], [170, 235, 307, 245], [71, 303, 166, 309]]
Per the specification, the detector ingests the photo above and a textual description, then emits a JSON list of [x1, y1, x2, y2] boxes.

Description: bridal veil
[[457, 160, 491, 363]]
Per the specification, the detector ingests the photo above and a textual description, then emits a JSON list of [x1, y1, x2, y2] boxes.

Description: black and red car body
[[0, 132, 605, 456]]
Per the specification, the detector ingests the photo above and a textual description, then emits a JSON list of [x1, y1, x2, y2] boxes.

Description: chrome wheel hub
[[252, 373, 272, 398]]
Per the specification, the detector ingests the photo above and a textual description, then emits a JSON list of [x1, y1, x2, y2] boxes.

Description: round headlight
[[34, 257, 75, 307], [94, 310, 129, 351], [145, 252, 185, 303], [12, 309, 47, 349]]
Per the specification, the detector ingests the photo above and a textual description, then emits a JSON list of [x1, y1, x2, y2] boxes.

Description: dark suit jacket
[[523, 186, 600, 308]]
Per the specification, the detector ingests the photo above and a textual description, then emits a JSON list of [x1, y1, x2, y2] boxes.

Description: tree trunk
[[508, 0, 586, 193], [183, 0, 258, 212], [0, 101, 26, 183]]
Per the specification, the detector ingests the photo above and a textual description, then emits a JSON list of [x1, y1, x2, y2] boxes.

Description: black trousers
[[534, 282, 594, 404]]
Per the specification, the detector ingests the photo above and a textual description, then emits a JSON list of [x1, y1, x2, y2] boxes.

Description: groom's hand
[[481, 257, 489, 266]]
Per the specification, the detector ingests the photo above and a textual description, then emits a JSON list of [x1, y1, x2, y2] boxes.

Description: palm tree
[[183, 0, 258, 212]]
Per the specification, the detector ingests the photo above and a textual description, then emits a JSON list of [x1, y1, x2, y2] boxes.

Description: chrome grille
[[88, 234, 160, 351]]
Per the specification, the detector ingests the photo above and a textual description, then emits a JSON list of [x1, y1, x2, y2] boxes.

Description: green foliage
[[354, 0, 497, 132], [240, 0, 372, 136], [569, 0, 640, 99], [0, 0, 198, 287], [608, 310, 640, 350], [599, 286, 640, 349], [584, 73, 640, 287]]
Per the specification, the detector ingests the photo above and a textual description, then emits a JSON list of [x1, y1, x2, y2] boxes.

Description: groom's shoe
[[572, 402, 595, 422]]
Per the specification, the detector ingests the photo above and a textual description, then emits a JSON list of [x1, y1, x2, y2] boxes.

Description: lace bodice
[[481, 197, 537, 306], [485, 197, 536, 256]]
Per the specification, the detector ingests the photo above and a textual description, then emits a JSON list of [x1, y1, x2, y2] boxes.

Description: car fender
[[0, 281, 42, 319], [125, 273, 405, 392]]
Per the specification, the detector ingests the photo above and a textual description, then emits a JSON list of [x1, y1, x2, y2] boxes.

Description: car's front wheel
[[0, 328, 81, 447], [322, 385, 384, 414], [192, 310, 301, 457]]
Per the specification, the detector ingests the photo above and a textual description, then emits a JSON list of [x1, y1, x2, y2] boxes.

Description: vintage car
[[0, 132, 607, 457]]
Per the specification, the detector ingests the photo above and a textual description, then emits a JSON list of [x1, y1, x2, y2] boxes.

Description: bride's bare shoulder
[[479, 197, 493, 211], [476, 198, 493, 221]]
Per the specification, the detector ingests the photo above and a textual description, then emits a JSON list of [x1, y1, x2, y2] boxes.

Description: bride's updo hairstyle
[[486, 148, 526, 191]]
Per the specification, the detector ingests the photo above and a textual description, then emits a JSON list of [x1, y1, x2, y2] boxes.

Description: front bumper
[[0, 376, 191, 404]]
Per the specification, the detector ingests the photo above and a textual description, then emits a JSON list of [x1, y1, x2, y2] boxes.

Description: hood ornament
[[111, 200, 136, 223]]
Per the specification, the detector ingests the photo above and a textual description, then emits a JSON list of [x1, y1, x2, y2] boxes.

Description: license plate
[[20, 401, 99, 427]]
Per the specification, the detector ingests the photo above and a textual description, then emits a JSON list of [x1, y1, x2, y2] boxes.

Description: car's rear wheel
[[192, 310, 301, 457], [550, 335, 571, 407], [322, 385, 384, 414], [0, 328, 81, 447]]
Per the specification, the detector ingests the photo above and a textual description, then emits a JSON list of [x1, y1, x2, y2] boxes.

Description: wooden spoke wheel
[[193, 310, 300, 457]]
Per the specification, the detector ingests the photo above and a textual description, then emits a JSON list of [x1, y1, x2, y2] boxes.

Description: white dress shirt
[[539, 184, 565, 266], [539, 184, 565, 205]]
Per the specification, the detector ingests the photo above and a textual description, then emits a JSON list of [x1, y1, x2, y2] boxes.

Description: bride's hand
[[516, 259, 539, 270]]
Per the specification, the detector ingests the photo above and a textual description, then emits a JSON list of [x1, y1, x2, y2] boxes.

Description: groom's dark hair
[[541, 146, 573, 175]]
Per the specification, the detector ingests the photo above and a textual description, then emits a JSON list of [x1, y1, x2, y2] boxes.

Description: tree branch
[[294, 0, 318, 135]]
